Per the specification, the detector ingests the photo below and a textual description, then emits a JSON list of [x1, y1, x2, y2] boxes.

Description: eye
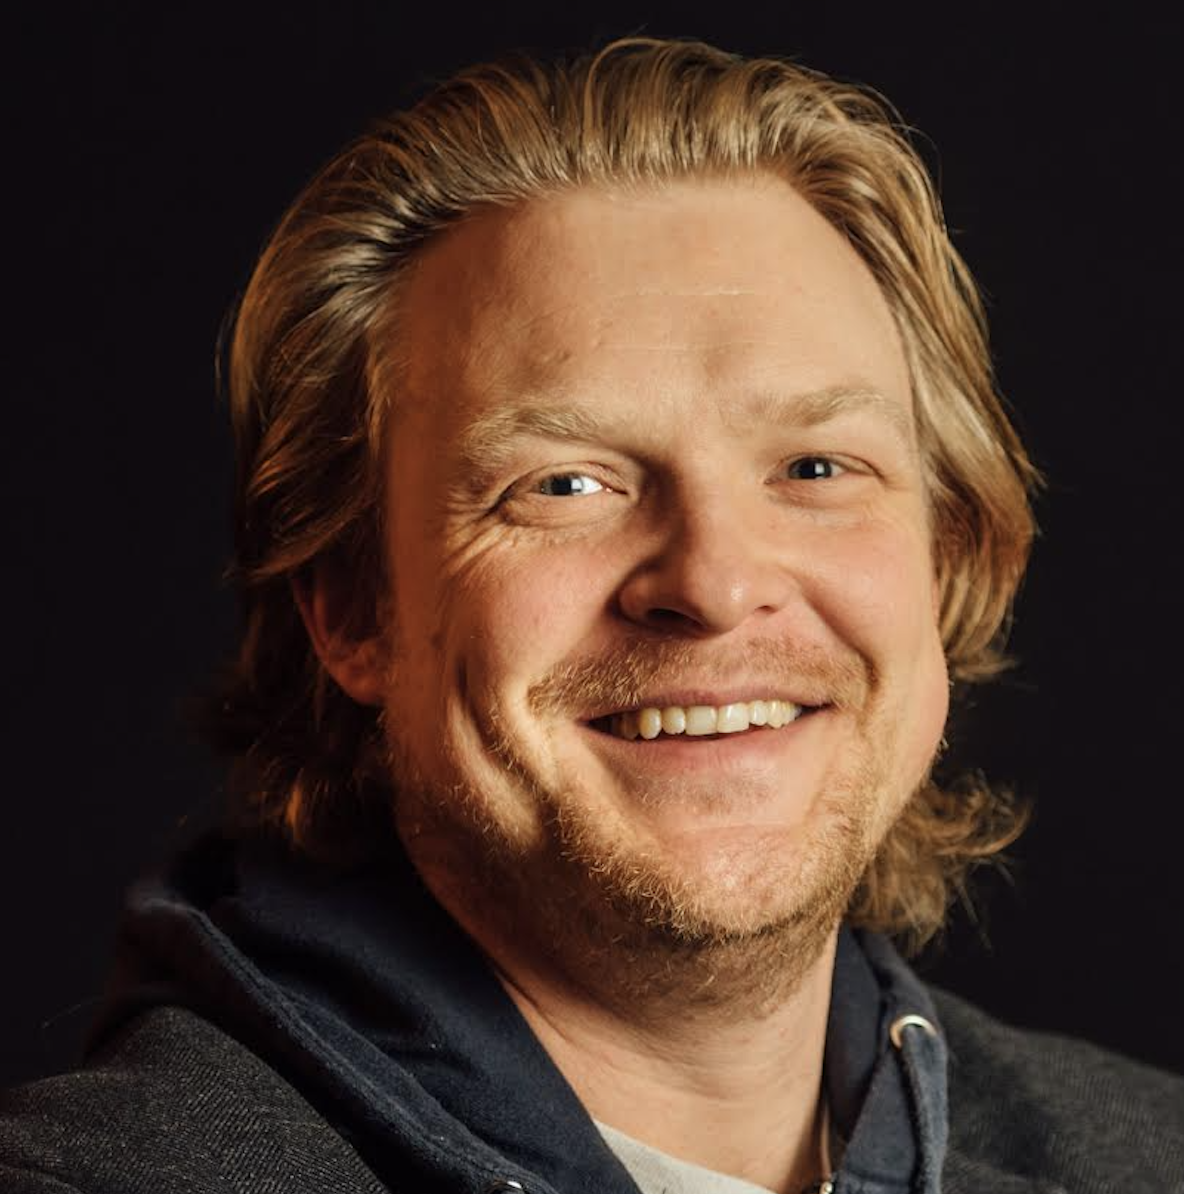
[[784, 456, 847, 481], [536, 472, 606, 497]]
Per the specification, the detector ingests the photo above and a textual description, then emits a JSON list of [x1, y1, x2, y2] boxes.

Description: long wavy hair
[[207, 37, 1039, 951]]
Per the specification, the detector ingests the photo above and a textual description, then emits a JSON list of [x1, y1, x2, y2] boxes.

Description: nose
[[615, 492, 795, 637]]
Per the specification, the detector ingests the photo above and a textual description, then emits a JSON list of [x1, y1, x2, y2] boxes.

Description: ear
[[292, 566, 387, 708]]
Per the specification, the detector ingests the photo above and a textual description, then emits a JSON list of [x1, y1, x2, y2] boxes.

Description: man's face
[[376, 174, 949, 971]]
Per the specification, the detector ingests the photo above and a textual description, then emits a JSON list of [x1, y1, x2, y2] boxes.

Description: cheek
[[841, 523, 950, 778], [809, 517, 949, 736], [808, 520, 938, 653], [907, 635, 950, 767], [436, 539, 616, 694]]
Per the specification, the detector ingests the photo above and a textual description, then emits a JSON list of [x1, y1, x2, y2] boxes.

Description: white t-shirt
[[596, 1121, 779, 1194]]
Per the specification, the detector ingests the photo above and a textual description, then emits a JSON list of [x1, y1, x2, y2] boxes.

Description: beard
[[383, 636, 917, 1022]]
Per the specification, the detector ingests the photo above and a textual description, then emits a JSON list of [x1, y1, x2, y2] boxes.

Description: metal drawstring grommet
[[889, 1013, 939, 1050]]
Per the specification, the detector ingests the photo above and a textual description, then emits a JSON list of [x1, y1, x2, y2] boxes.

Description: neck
[[498, 931, 838, 1194], [398, 818, 846, 1193]]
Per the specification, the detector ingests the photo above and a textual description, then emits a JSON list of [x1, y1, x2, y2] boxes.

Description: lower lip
[[579, 708, 830, 774]]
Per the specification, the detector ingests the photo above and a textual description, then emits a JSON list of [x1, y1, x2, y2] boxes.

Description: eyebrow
[[456, 382, 916, 480], [457, 402, 608, 475], [743, 385, 916, 450]]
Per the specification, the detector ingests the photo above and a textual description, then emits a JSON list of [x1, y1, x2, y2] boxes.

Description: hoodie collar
[[91, 830, 947, 1194]]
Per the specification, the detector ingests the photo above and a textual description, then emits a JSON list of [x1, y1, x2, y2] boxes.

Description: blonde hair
[[210, 37, 1039, 950]]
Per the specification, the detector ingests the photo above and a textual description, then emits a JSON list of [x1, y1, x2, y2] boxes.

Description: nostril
[[646, 607, 699, 628]]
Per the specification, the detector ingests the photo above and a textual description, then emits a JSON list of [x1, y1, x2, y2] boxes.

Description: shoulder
[[0, 1006, 389, 1194], [930, 986, 1184, 1193]]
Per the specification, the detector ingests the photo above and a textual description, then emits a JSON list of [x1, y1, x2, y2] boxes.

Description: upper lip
[[581, 688, 825, 722]]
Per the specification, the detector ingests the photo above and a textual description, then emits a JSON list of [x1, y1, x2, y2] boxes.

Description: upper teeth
[[611, 699, 805, 741]]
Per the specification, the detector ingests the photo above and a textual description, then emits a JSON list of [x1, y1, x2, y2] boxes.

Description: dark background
[[6, 5, 1182, 1088]]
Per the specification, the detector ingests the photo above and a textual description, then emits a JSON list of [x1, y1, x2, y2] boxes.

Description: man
[[2, 36, 1181, 1194]]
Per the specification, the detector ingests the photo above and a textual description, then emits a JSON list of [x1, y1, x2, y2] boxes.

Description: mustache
[[527, 636, 872, 718]]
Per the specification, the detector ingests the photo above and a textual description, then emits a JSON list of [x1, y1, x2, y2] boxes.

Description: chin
[[553, 778, 874, 948], [539, 808, 865, 1015]]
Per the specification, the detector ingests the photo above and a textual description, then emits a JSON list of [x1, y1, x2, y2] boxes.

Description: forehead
[[392, 173, 912, 439]]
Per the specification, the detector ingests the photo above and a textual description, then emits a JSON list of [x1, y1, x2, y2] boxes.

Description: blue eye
[[786, 456, 844, 480], [537, 473, 606, 497]]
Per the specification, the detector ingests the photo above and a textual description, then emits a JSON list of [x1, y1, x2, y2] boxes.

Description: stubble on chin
[[381, 632, 927, 1020], [533, 745, 883, 1019], [386, 706, 895, 1024]]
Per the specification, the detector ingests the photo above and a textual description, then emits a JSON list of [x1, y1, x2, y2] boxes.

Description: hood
[[89, 828, 946, 1194]]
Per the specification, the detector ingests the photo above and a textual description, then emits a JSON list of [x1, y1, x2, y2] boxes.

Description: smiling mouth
[[591, 699, 821, 741]]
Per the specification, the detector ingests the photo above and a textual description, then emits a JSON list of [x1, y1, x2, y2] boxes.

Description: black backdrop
[[6, 4, 1183, 1088]]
